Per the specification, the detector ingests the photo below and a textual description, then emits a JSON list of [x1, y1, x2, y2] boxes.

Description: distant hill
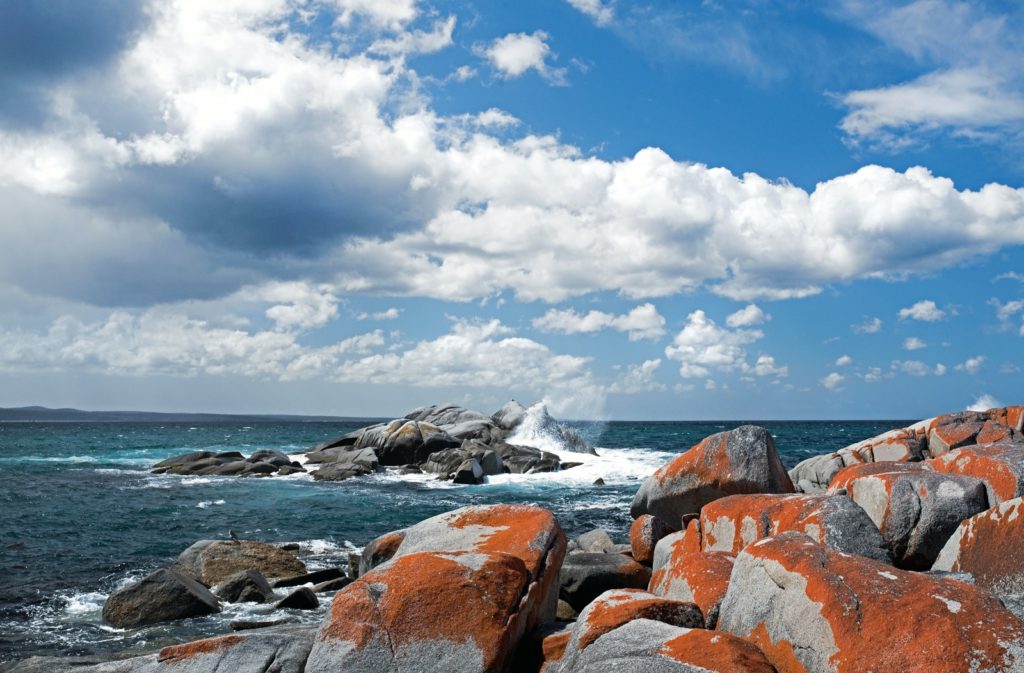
[[0, 406, 380, 423]]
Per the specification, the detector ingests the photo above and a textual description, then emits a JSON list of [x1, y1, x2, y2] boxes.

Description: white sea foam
[[62, 591, 106, 616], [196, 499, 226, 509]]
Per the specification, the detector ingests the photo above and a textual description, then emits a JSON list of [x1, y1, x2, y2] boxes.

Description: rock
[[453, 458, 485, 484], [405, 403, 491, 428], [173, 539, 306, 585], [492, 400, 529, 430], [102, 568, 220, 628], [305, 551, 537, 673], [559, 553, 652, 612], [239, 462, 278, 477], [0, 655, 160, 673], [718, 532, 1024, 673], [156, 630, 314, 673], [312, 577, 353, 593], [648, 551, 735, 628], [826, 460, 931, 492], [275, 587, 319, 610], [310, 462, 374, 481], [212, 569, 275, 604], [933, 497, 1024, 599], [577, 528, 617, 553], [928, 411, 987, 456], [352, 419, 461, 466], [541, 628, 572, 672], [845, 470, 989, 569], [556, 619, 777, 673], [151, 450, 215, 473], [631, 425, 794, 526], [630, 514, 677, 566], [928, 443, 1024, 504], [276, 465, 306, 476], [422, 445, 502, 477], [279, 542, 301, 551], [556, 599, 579, 620], [272, 567, 344, 588], [358, 530, 407, 575], [246, 449, 291, 466], [699, 493, 892, 563], [593, 478, 605, 486], [230, 619, 288, 631]]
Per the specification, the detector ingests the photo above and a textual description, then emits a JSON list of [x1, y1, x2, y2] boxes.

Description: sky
[[1, 0, 1023, 420]]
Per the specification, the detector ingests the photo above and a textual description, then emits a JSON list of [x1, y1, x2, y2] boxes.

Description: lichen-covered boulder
[[102, 568, 220, 629], [845, 471, 989, 569], [173, 539, 306, 585], [630, 515, 677, 566], [648, 551, 735, 628], [154, 629, 314, 673], [718, 532, 1024, 673], [933, 497, 1024, 599], [927, 411, 989, 456], [559, 553, 652, 612], [928, 443, 1024, 505], [556, 619, 777, 673], [358, 529, 407, 575], [826, 460, 930, 493], [631, 426, 794, 526], [555, 589, 703, 673], [699, 494, 891, 563]]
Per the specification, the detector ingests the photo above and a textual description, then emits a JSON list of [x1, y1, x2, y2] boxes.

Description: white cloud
[[664, 310, 785, 379], [370, 16, 456, 56], [726, 303, 770, 327], [968, 393, 1002, 412], [608, 358, 666, 394], [862, 367, 884, 383], [852, 317, 883, 334], [245, 282, 339, 331], [821, 372, 845, 390], [480, 31, 568, 85], [835, 354, 853, 366], [903, 336, 927, 351], [330, 0, 419, 30], [934, 363, 947, 376], [566, 0, 615, 26], [356, 308, 401, 321], [892, 359, 930, 377], [899, 299, 946, 322], [991, 298, 1024, 324], [532, 303, 666, 341], [995, 271, 1024, 282], [955, 355, 986, 375]]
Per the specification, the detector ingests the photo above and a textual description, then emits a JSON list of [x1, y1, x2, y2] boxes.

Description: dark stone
[[277, 465, 306, 476], [213, 569, 275, 604], [452, 458, 484, 485], [312, 577, 353, 593], [273, 567, 344, 588], [559, 553, 651, 612], [593, 478, 606, 486], [230, 619, 288, 631], [275, 587, 319, 610], [102, 568, 220, 628], [279, 543, 301, 551], [311, 463, 373, 481]]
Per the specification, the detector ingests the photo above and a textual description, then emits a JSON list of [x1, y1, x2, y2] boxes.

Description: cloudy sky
[[1, 0, 1022, 420]]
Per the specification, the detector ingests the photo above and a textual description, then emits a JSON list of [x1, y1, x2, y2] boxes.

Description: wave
[[506, 402, 593, 455]]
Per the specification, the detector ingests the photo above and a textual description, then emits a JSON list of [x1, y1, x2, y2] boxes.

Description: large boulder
[[631, 426, 794, 526], [845, 471, 989, 569], [629, 515, 676, 566], [102, 568, 220, 628], [699, 493, 892, 563], [554, 589, 704, 673], [718, 532, 1024, 673], [358, 529, 407, 576], [648, 551, 735, 628], [212, 569, 275, 604], [826, 460, 931, 492], [353, 419, 461, 466], [928, 443, 1024, 505], [173, 539, 306, 585], [934, 497, 1024, 599], [577, 528, 617, 554], [554, 619, 777, 673], [559, 553, 652, 612]]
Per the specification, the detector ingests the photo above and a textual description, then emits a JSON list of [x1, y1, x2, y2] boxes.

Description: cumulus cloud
[[480, 31, 567, 85], [902, 337, 926, 351], [356, 308, 401, 321], [956, 355, 986, 375], [532, 303, 666, 341], [852, 317, 883, 334], [821, 372, 845, 390], [835, 354, 853, 366], [726, 304, 770, 328], [899, 300, 946, 322], [608, 358, 666, 394], [566, 0, 615, 26], [990, 298, 1024, 335], [664, 310, 786, 379]]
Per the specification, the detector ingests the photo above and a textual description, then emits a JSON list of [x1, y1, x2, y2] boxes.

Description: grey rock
[[213, 569, 275, 603], [452, 458, 484, 484], [312, 577, 353, 593], [311, 462, 373, 481], [102, 568, 220, 628], [273, 567, 345, 588], [172, 539, 306, 585], [576, 528, 616, 553], [230, 618, 288, 631], [158, 629, 314, 673], [275, 587, 319, 610], [559, 553, 651, 612]]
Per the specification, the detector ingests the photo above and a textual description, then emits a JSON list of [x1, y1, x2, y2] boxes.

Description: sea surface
[[0, 417, 910, 663]]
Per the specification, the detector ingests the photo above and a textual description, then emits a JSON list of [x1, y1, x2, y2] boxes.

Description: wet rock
[[699, 493, 892, 563], [212, 569, 275, 604], [452, 457, 484, 484], [631, 425, 794, 526], [102, 568, 220, 628], [648, 551, 735, 628], [629, 514, 677, 566], [156, 630, 314, 673], [929, 442, 1024, 504], [933, 496, 1024, 600], [273, 567, 344, 588], [718, 532, 1024, 673], [310, 462, 374, 481], [577, 528, 617, 553], [173, 539, 307, 585], [559, 553, 651, 612], [593, 478, 605, 486], [275, 587, 319, 610], [358, 530, 407, 575], [230, 619, 288, 631], [845, 470, 989, 569], [312, 577, 353, 593]]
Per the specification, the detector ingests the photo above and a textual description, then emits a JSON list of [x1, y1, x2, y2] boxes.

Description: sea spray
[[506, 402, 596, 455]]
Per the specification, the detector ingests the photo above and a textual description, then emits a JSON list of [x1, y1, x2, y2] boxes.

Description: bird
[[228, 529, 240, 544]]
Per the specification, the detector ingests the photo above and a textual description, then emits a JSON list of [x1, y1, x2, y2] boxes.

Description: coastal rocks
[[155, 629, 314, 673], [933, 497, 1024, 598], [274, 587, 319, 610], [648, 551, 735, 628], [212, 570, 275, 604], [577, 528, 618, 554], [102, 568, 220, 628], [825, 460, 930, 492], [844, 471, 989, 569], [631, 425, 794, 526], [629, 515, 676, 565], [272, 567, 345, 588], [497, 400, 597, 456], [421, 443, 503, 478], [151, 450, 306, 478], [928, 442, 1024, 504], [559, 553, 652, 612], [307, 447, 380, 481], [718, 532, 1024, 673], [358, 529, 406, 575], [173, 539, 306, 585], [699, 493, 892, 563]]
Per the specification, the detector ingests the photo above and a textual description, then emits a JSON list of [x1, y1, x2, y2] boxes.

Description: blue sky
[[0, 0, 1022, 419]]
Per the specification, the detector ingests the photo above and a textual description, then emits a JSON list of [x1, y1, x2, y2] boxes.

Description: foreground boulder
[[156, 629, 314, 673], [631, 426, 794, 526], [629, 515, 676, 565], [102, 568, 220, 628], [929, 442, 1024, 504], [559, 553, 652, 612], [845, 470, 989, 568], [934, 496, 1024, 599], [173, 539, 306, 585], [718, 532, 1024, 673], [648, 551, 735, 628], [699, 493, 892, 563]]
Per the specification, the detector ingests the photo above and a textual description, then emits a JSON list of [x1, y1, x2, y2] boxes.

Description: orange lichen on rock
[[572, 589, 703, 652], [648, 551, 735, 627], [541, 629, 571, 663], [719, 532, 1024, 673], [928, 443, 1024, 504], [659, 628, 777, 673], [827, 460, 929, 492], [446, 504, 563, 576], [158, 635, 244, 663], [630, 514, 676, 566], [934, 496, 1024, 595]]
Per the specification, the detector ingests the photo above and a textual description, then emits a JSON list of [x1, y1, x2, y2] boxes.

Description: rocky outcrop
[[102, 568, 220, 628], [631, 425, 794, 526], [718, 532, 1024, 673], [826, 460, 931, 492], [928, 442, 1024, 504], [212, 570, 275, 604], [698, 493, 892, 563], [151, 450, 306, 478], [559, 553, 652, 612], [173, 540, 306, 585], [629, 515, 676, 566], [648, 551, 735, 628], [934, 496, 1024, 599], [844, 470, 989, 568]]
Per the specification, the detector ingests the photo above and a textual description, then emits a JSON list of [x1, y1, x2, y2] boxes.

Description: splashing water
[[506, 402, 595, 455]]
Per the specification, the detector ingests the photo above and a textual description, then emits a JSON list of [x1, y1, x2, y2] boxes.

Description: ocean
[[0, 418, 909, 663]]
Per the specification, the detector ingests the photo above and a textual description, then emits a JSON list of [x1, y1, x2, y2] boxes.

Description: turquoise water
[[0, 419, 908, 662]]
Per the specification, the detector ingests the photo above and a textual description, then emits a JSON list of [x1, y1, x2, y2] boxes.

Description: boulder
[[845, 471, 989, 569], [102, 568, 220, 628], [453, 458, 485, 484], [155, 629, 314, 673], [630, 515, 677, 566], [173, 539, 306, 585], [541, 628, 572, 672], [933, 497, 1024, 599], [422, 445, 502, 477], [826, 460, 930, 492], [928, 443, 1024, 504], [358, 530, 407, 575], [555, 589, 704, 673], [555, 619, 777, 673], [212, 569, 275, 604], [275, 587, 319, 610], [648, 551, 735, 628], [0, 655, 160, 673], [405, 403, 492, 427], [928, 411, 988, 456], [699, 493, 892, 563], [631, 426, 794, 526], [312, 577, 353, 593], [492, 400, 529, 430], [310, 462, 373, 481], [718, 532, 1024, 673], [352, 419, 461, 466], [245, 449, 292, 466], [577, 528, 617, 554], [273, 567, 345, 588], [559, 553, 652, 612], [151, 450, 216, 474]]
